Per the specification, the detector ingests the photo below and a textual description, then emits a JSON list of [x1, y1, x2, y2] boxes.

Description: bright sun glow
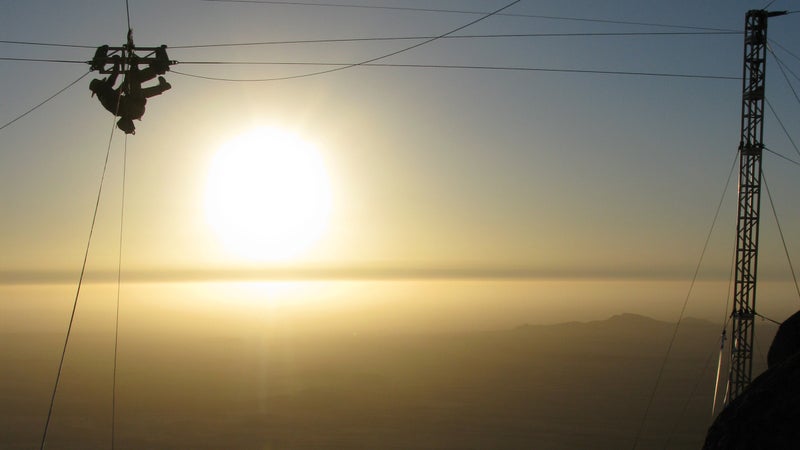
[[205, 127, 332, 261]]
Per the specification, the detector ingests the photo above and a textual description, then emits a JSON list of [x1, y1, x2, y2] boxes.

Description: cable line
[[171, 63, 740, 82], [711, 221, 739, 417], [769, 39, 800, 65], [169, 30, 740, 49], [40, 98, 122, 450], [111, 135, 128, 450], [178, 0, 523, 82], [763, 172, 800, 307], [0, 71, 90, 133], [765, 99, 800, 159], [764, 147, 800, 168], [0, 57, 88, 64], [0, 31, 741, 51], [198, 0, 737, 32], [664, 336, 727, 450], [631, 150, 739, 450], [0, 40, 95, 49], [768, 49, 800, 104], [125, 0, 132, 31], [0, 56, 87, 64], [755, 312, 783, 326]]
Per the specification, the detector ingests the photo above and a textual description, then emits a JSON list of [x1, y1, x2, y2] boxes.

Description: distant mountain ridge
[[0, 312, 778, 449], [515, 312, 718, 331]]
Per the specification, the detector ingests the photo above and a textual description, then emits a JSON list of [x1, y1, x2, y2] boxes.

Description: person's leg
[[136, 66, 158, 83], [122, 69, 143, 98], [140, 76, 171, 98]]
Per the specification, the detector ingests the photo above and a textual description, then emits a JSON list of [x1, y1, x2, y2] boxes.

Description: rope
[[40, 94, 122, 450], [111, 135, 128, 450], [197, 0, 737, 32], [755, 312, 783, 326], [0, 71, 90, 132], [631, 150, 739, 449], [764, 100, 800, 159], [125, 0, 132, 31], [762, 172, 800, 305], [764, 146, 800, 168], [711, 227, 740, 416], [171, 64, 741, 82], [0, 39, 95, 48], [768, 49, 800, 105], [711, 327, 729, 417], [769, 39, 800, 65], [663, 331, 729, 450], [179, 0, 523, 82], [0, 57, 88, 64], [167, 31, 740, 49]]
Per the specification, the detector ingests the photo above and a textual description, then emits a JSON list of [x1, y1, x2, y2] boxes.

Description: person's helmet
[[89, 79, 103, 96]]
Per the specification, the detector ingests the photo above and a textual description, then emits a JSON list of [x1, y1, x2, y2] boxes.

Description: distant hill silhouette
[[0, 314, 775, 449]]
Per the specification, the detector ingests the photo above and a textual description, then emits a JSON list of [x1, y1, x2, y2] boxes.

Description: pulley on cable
[[88, 29, 175, 135]]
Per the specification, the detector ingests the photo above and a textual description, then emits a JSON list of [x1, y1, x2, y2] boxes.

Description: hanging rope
[[663, 329, 730, 450], [711, 327, 728, 417], [631, 149, 739, 449], [111, 134, 128, 450], [125, 0, 132, 31], [40, 94, 122, 450], [710, 232, 739, 417]]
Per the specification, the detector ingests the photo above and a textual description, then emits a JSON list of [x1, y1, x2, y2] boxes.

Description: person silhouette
[[89, 53, 171, 134]]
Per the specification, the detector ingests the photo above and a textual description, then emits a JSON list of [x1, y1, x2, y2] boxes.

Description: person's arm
[[106, 56, 121, 87]]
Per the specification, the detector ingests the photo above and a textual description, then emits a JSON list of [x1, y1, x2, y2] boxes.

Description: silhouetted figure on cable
[[89, 50, 171, 135]]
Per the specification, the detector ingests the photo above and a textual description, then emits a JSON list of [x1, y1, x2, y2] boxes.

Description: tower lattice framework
[[726, 9, 784, 402]]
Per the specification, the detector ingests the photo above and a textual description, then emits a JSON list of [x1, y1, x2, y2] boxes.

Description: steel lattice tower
[[726, 9, 786, 402]]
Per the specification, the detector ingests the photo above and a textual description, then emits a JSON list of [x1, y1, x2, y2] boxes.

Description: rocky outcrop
[[703, 311, 800, 449]]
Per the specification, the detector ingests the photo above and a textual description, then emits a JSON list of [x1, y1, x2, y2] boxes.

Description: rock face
[[768, 311, 800, 368], [703, 311, 800, 449]]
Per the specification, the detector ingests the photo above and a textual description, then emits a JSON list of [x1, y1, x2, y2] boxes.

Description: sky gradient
[[2, 0, 800, 292]]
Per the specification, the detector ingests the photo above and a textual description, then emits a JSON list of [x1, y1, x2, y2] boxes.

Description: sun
[[205, 126, 332, 261]]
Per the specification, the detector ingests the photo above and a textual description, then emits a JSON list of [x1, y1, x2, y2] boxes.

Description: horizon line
[[0, 265, 759, 285]]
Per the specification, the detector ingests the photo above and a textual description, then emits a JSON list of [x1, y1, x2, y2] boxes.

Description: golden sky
[[1, 0, 799, 288]]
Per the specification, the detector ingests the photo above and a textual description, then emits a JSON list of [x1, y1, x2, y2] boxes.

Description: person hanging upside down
[[89, 53, 171, 135]]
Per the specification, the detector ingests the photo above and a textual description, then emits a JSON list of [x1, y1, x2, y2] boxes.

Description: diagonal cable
[[764, 99, 800, 159], [40, 95, 122, 450], [762, 171, 800, 305], [0, 71, 90, 132], [195, 0, 522, 82], [197, 0, 737, 32], [768, 48, 800, 104], [111, 134, 128, 450], [631, 150, 738, 449]]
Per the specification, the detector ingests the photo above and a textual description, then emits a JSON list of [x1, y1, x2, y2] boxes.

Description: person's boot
[[153, 45, 170, 74], [158, 76, 172, 92], [91, 45, 109, 71]]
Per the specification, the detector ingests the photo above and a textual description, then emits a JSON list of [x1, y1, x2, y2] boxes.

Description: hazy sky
[[2, 0, 800, 285]]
